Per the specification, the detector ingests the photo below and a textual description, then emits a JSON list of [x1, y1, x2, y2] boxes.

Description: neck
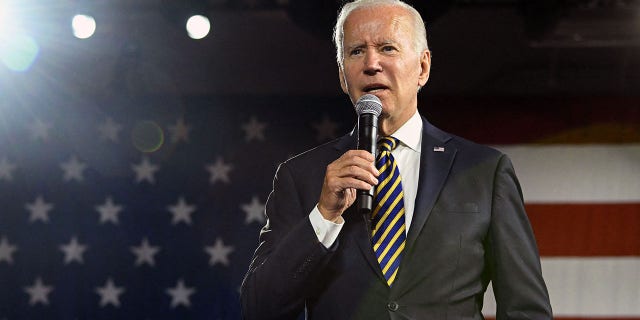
[[378, 110, 416, 136], [378, 121, 400, 137]]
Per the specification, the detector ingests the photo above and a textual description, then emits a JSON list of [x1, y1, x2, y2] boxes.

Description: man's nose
[[363, 50, 382, 75]]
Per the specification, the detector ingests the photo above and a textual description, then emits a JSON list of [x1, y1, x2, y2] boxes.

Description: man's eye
[[382, 46, 396, 52], [350, 48, 363, 56]]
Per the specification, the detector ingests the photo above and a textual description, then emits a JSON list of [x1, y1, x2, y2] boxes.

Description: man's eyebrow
[[345, 40, 396, 50], [344, 43, 366, 51], [376, 40, 397, 46]]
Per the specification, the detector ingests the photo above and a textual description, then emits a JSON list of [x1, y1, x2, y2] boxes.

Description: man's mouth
[[363, 84, 389, 93]]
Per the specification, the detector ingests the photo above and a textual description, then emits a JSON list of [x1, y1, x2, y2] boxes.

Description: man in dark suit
[[241, 0, 552, 319]]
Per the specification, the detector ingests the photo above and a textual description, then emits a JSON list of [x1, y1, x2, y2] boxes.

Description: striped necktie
[[371, 136, 406, 286]]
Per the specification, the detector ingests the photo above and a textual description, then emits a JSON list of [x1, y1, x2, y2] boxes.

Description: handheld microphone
[[354, 94, 382, 214]]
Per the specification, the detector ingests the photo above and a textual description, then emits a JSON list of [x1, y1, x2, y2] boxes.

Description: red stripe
[[526, 203, 640, 256]]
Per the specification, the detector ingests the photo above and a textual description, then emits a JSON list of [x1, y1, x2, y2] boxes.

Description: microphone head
[[354, 94, 382, 117]]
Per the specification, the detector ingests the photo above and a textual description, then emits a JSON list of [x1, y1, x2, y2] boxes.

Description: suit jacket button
[[387, 301, 399, 312]]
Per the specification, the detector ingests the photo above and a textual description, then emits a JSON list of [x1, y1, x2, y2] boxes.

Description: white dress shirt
[[310, 111, 423, 247]]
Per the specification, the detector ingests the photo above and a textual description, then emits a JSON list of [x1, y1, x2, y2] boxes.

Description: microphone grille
[[354, 94, 382, 116]]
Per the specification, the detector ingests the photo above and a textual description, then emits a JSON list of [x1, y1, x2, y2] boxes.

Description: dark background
[[1, 0, 639, 319], [3, 0, 640, 99]]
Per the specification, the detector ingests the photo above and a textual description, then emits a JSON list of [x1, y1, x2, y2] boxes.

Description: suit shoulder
[[280, 134, 350, 173], [430, 125, 505, 165], [425, 118, 503, 160], [450, 134, 503, 159]]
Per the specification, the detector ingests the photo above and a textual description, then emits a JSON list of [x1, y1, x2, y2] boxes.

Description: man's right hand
[[317, 150, 379, 222]]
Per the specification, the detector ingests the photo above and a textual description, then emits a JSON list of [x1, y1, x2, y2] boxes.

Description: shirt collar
[[387, 111, 422, 153]]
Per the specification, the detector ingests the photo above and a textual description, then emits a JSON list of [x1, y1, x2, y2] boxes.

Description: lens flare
[[0, 34, 39, 72], [131, 121, 164, 153]]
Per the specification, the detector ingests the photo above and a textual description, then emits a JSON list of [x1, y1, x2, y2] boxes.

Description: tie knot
[[378, 136, 399, 153]]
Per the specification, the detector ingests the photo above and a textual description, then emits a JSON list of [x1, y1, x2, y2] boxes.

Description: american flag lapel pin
[[433, 146, 445, 152]]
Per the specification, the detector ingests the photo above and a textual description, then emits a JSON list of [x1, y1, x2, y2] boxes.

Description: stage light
[[0, 2, 17, 32], [72, 14, 96, 39], [186, 15, 210, 40]]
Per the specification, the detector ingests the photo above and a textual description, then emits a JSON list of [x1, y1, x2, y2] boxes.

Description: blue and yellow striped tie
[[371, 136, 406, 286]]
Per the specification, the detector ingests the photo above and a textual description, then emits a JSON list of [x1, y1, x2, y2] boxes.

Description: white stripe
[[493, 144, 640, 203], [483, 257, 640, 317]]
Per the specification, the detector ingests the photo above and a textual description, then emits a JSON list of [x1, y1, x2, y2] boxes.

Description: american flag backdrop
[[430, 98, 640, 320], [0, 93, 356, 319], [0, 93, 639, 320]]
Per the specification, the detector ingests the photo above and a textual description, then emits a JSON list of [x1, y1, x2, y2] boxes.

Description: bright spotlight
[[0, 3, 39, 71], [72, 14, 96, 39], [0, 3, 18, 33], [186, 15, 210, 40]]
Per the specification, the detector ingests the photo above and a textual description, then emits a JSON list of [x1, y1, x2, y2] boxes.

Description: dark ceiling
[[2, 0, 639, 97]]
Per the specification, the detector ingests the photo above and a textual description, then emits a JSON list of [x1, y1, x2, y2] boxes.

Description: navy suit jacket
[[241, 118, 552, 319]]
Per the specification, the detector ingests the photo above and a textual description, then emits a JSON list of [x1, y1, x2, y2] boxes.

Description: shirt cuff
[[309, 205, 344, 248]]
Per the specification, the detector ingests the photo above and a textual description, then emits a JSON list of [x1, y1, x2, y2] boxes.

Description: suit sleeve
[[487, 155, 553, 319], [240, 162, 337, 320]]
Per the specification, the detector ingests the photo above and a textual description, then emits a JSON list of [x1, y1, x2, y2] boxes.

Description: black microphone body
[[354, 94, 382, 214]]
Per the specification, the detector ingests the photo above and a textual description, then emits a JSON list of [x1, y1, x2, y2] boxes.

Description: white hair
[[333, 0, 429, 69]]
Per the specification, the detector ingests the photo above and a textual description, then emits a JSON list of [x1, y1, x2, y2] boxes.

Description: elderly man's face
[[339, 5, 430, 133]]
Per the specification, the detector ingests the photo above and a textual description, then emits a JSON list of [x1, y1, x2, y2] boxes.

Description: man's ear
[[338, 67, 348, 94], [417, 50, 431, 87]]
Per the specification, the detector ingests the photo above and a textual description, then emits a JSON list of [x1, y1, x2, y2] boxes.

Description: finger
[[335, 153, 379, 178], [324, 169, 377, 192], [342, 149, 375, 162], [333, 164, 378, 186], [337, 177, 376, 191]]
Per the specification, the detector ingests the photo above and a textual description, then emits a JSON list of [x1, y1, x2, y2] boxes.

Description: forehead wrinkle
[[389, 15, 413, 43], [351, 15, 411, 42], [344, 23, 407, 47]]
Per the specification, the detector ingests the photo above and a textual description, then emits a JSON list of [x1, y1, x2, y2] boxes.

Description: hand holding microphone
[[317, 94, 382, 222]]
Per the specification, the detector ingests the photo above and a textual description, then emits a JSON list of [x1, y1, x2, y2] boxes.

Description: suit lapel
[[392, 118, 457, 294], [332, 128, 357, 152], [405, 118, 456, 251], [345, 207, 388, 282]]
